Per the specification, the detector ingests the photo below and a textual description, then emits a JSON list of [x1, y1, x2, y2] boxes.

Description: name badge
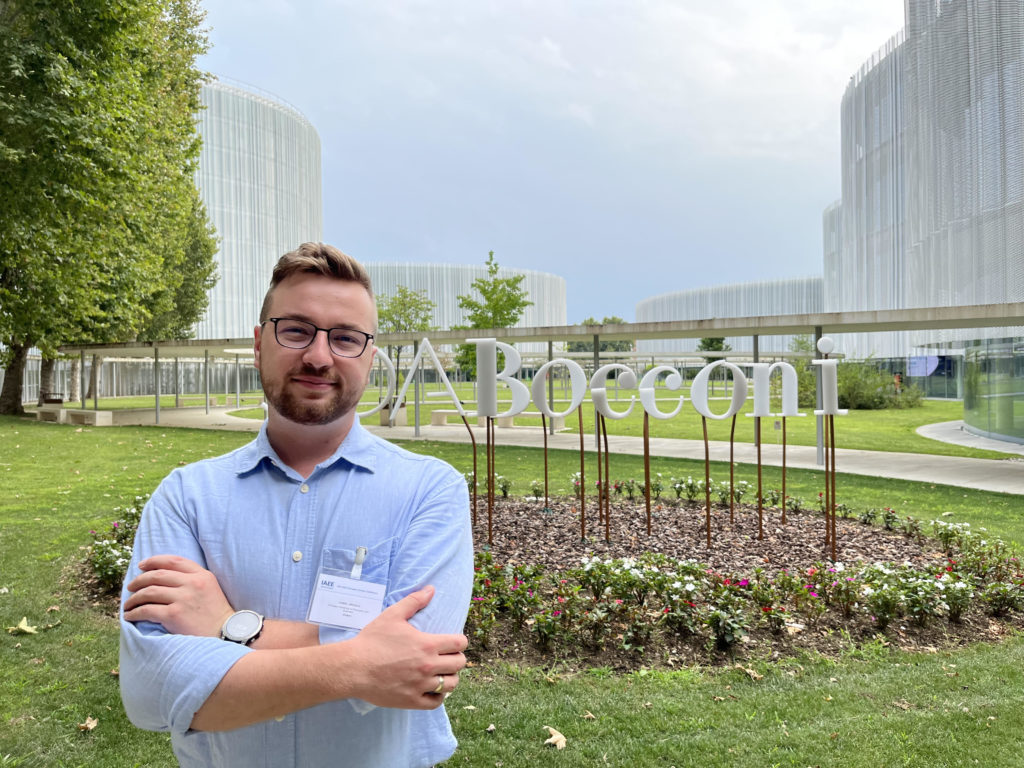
[[307, 567, 386, 631]]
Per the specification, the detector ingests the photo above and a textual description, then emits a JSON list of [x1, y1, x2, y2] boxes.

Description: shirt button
[[292, 551, 303, 563], [300, 483, 309, 493]]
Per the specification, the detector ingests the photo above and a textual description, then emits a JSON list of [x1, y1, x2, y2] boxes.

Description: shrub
[[86, 496, 146, 591], [495, 475, 513, 498]]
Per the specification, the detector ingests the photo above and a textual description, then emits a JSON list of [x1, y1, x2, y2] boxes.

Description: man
[[119, 243, 473, 767]]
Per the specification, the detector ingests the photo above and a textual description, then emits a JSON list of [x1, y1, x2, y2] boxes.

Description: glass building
[[637, 0, 1023, 443], [193, 79, 323, 340], [824, 0, 1024, 442]]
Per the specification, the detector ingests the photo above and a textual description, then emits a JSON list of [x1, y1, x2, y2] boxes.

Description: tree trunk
[[37, 357, 56, 406], [85, 355, 102, 400], [0, 343, 29, 415], [69, 357, 81, 403]]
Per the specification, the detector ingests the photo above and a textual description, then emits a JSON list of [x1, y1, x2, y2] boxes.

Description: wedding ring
[[432, 675, 445, 695]]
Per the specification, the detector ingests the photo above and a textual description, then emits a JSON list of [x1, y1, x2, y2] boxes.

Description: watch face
[[226, 611, 262, 641]]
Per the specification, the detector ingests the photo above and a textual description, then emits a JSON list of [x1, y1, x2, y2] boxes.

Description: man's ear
[[253, 324, 263, 369]]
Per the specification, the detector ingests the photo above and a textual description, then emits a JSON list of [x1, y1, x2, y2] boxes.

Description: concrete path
[[108, 405, 1024, 496]]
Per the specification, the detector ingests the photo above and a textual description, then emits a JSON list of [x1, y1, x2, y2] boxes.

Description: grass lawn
[[1, 414, 1021, 767]]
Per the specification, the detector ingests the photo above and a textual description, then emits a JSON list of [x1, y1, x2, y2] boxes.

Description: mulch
[[466, 495, 1017, 670]]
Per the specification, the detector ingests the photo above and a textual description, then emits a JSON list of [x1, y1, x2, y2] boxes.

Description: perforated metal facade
[[824, 1, 1024, 358], [367, 263, 566, 354], [635, 277, 823, 355], [193, 79, 323, 339]]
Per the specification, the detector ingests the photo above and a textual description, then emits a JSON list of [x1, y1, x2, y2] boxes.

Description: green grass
[[0, 414, 1020, 766], [451, 639, 1024, 767], [28, 392, 265, 411]]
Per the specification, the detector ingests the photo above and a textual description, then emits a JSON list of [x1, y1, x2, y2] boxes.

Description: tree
[[0, 0, 215, 414], [566, 316, 633, 354], [453, 251, 532, 378], [696, 337, 732, 354], [376, 285, 436, 374], [787, 334, 817, 407]]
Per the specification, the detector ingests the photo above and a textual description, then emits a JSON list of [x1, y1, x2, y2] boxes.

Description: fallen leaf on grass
[[486, 723, 496, 733], [581, 711, 596, 720], [735, 664, 763, 681], [7, 617, 37, 635], [463, 705, 476, 711], [78, 716, 98, 732], [543, 726, 567, 750], [46, 605, 60, 613]]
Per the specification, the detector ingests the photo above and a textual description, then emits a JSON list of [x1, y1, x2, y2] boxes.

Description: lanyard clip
[[351, 546, 368, 580]]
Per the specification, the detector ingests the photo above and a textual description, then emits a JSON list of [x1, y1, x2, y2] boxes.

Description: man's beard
[[261, 363, 362, 426]]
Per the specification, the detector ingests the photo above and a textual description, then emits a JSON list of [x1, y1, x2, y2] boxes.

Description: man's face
[[254, 273, 376, 426]]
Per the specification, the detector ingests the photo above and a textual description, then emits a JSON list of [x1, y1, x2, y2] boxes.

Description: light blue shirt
[[119, 419, 474, 768]]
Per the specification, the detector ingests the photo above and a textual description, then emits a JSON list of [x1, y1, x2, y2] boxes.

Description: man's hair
[[259, 242, 375, 323]]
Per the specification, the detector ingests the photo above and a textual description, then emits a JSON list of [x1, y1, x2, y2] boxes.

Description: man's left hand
[[123, 555, 233, 637]]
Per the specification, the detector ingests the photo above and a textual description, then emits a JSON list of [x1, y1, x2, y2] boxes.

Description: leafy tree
[[376, 285, 437, 373], [0, 0, 215, 414], [566, 316, 633, 354], [696, 337, 732, 354], [454, 251, 532, 378], [786, 334, 818, 408], [137, 189, 219, 341]]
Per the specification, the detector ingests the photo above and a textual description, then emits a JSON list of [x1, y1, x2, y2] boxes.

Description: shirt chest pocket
[[319, 538, 394, 594]]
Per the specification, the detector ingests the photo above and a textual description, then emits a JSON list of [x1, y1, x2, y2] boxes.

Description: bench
[[36, 403, 66, 423], [430, 409, 472, 426], [429, 409, 564, 430], [64, 409, 112, 426]]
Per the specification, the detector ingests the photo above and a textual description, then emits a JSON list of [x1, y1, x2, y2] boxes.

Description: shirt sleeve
[[118, 471, 251, 734]]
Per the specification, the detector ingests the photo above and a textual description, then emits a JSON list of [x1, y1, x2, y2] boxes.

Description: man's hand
[[123, 555, 233, 637], [341, 585, 468, 710]]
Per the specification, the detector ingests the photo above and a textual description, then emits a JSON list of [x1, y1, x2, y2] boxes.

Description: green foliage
[[566, 317, 633, 353], [696, 337, 731, 353], [0, 0, 216, 413], [787, 334, 818, 408], [837, 360, 925, 410], [454, 251, 532, 377], [376, 285, 437, 371], [86, 496, 146, 590]]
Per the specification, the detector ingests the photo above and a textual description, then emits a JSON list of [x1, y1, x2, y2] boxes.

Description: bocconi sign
[[358, 337, 847, 424]]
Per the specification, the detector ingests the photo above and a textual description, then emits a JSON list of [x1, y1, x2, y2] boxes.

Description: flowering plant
[[86, 495, 147, 591]]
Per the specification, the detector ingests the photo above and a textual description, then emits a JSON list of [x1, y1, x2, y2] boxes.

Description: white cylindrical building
[[194, 79, 323, 339], [635, 277, 823, 356], [366, 262, 566, 333]]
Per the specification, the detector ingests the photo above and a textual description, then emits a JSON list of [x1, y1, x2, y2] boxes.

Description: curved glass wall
[[194, 79, 323, 339], [964, 338, 1024, 444]]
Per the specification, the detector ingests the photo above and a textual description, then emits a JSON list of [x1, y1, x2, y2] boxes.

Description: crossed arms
[[123, 555, 467, 731]]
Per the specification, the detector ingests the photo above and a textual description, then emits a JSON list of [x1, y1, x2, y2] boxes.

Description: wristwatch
[[220, 610, 264, 646]]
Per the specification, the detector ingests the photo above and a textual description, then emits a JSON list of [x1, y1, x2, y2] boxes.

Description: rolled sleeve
[[119, 478, 250, 734]]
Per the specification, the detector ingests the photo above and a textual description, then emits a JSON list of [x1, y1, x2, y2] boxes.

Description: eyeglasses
[[263, 317, 374, 358]]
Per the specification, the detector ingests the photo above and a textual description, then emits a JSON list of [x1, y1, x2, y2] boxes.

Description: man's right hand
[[341, 585, 468, 709]]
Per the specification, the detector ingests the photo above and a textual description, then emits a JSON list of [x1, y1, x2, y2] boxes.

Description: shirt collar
[[235, 418, 378, 476]]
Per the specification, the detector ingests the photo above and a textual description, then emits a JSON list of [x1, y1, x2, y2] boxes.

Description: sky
[[197, 0, 905, 324]]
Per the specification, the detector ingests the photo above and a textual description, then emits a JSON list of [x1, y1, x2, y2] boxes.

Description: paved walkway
[[109, 406, 1024, 496]]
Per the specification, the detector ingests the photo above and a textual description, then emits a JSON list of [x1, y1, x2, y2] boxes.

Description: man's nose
[[302, 328, 334, 366]]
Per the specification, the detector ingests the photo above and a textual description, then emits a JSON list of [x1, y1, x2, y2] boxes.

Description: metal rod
[[643, 412, 651, 536], [460, 413, 477, 527], [702, 416, 711, 548], [729, 413, 736, 524], [578, 405, 586, 540]]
